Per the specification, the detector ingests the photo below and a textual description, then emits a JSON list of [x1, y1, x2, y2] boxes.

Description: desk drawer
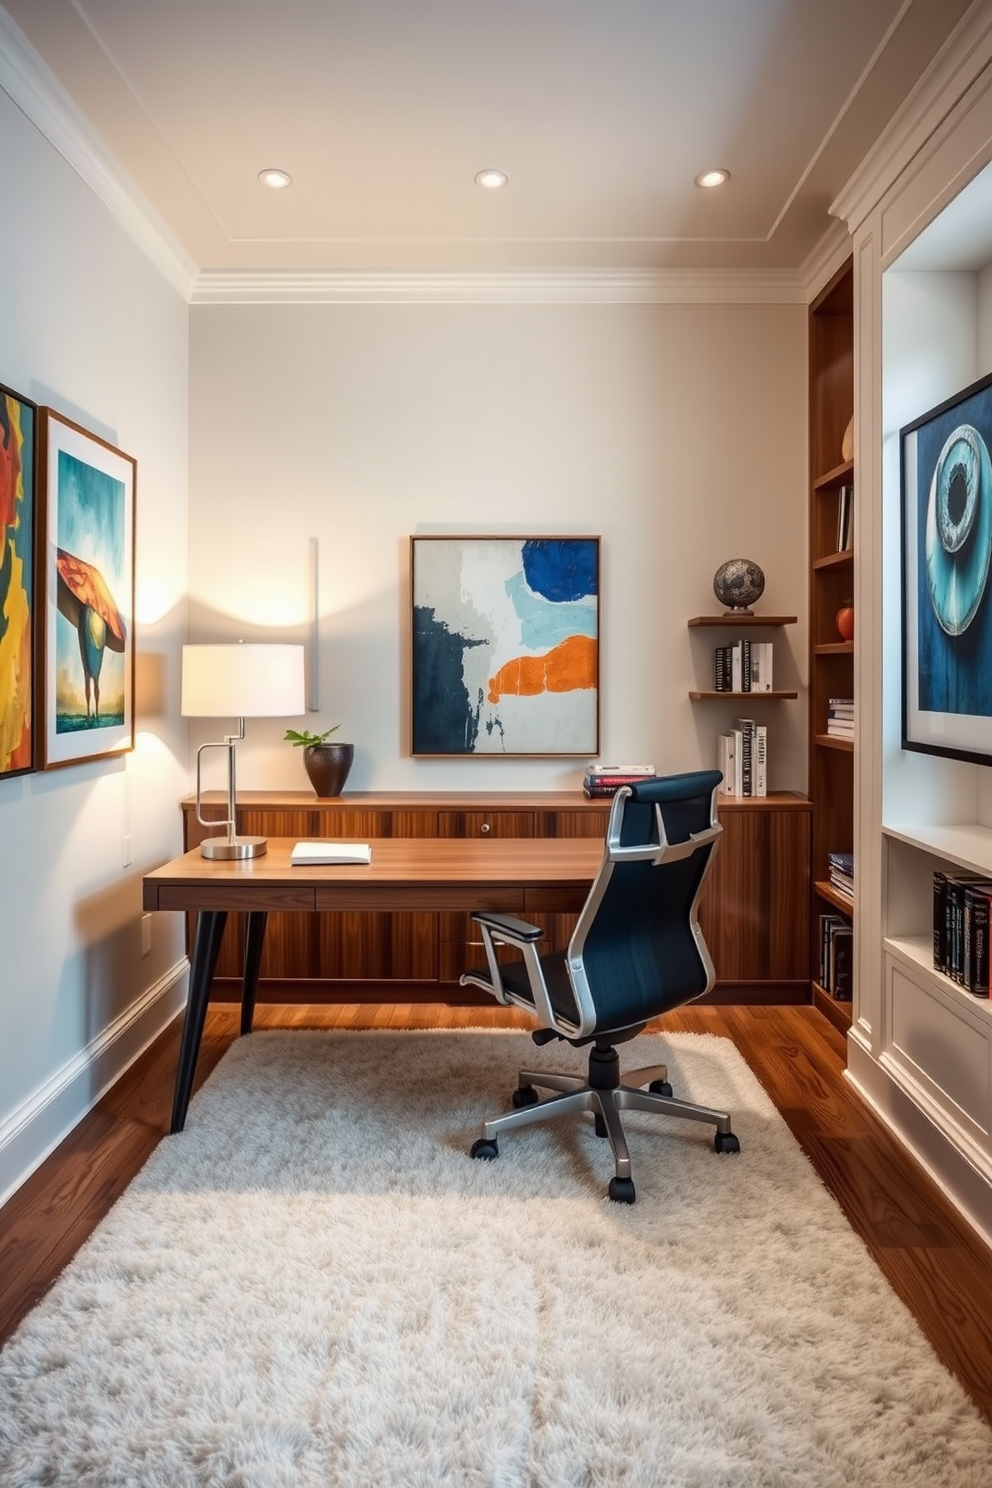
[[437, 812, 536, 839]]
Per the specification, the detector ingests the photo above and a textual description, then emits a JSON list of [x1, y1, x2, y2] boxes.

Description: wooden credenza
[[181, 790, 811, 1004]]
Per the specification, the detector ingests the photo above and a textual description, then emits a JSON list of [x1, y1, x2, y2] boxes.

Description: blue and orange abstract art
[[0, 385, 35, 778], [412, 536, 599, 755]]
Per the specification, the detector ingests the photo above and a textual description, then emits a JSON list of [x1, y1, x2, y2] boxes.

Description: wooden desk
[[144, 836, 604, 1133]]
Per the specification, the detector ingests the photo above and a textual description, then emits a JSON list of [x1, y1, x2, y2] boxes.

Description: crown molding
[[0, 4, 197, 300], [190, 266, 807, 306], [831, 0, 992, 233], [801, 220, 854, 302]]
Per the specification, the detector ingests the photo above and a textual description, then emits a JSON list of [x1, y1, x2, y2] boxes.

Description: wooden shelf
[[813, 458, 854, 491], [813, 551, 853, 571], [814, 641, 854, 655], [688, 690, 798, 701], [814, 733, 854, 752], [688, 614, 797, 627], [812, 979, 853, 1033], [814, 879, 854, 915]]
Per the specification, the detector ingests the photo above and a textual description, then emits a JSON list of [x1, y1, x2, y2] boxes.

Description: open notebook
[[290, 841, 372, 866]]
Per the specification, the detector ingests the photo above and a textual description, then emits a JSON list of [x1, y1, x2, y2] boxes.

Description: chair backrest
[[566, 770, 723, 1035]]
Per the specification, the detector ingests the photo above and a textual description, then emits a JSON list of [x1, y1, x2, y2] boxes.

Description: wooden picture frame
[[0, 381, 38, 779], [37, 409, 136, 769], [901, 371, 992, 765], [411, 534, 600, 757]]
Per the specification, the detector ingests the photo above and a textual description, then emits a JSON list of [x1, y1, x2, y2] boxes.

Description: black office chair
[[460, 769, 739, 1203]]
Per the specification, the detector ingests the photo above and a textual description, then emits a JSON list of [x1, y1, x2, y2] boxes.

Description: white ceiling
[[1, 0, 974, 277]]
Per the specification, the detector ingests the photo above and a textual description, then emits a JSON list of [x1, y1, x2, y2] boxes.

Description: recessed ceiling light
[[258, 168, 292, 190], [694, 168, 731, 190], [475, 168, 508, 190]]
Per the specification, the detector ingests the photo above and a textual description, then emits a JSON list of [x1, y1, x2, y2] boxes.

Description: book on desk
[[290, 841, 372, 866]]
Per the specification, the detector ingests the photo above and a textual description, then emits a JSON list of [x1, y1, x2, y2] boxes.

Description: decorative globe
[[713, 558, 765, 613]]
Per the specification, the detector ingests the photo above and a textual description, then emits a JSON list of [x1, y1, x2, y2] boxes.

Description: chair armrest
[[471, 911, 544, 943]]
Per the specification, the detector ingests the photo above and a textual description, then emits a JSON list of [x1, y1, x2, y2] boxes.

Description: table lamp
[[182, 643, 306, 859]]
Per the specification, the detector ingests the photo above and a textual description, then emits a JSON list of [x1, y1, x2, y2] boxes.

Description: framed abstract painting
[[902, 371, 992, 763], [38, 410, 136, 769], [411, 535, 600, 756], [0, 381, 37, 779]]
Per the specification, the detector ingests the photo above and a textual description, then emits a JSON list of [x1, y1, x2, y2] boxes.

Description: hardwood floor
[[2, 1000, 992, 1423]]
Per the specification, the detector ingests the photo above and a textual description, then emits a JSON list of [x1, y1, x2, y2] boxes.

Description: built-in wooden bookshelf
[[809, 256, 854, 1027]]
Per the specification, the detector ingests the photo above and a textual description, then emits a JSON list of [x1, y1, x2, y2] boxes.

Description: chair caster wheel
[[714, 1131, 740, 1154], [608, 1177, 636, 1204], [649, 1079, 673, 1098], [471, 1138, 499, 1161], [594, 1112, 609, 1138], [512, 1085, 539, 1108]]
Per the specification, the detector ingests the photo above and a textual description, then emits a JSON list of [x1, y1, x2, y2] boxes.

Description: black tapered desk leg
[[171, 909, 228, 1134], [241, 911, 267, 1036]]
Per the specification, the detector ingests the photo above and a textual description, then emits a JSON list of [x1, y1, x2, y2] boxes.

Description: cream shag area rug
[[2, 1029, 991, 1488]]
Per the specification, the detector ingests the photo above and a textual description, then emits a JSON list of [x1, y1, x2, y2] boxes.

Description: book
[[734, 718, 755, 796], [944, 875, 992, 983], [819, 913, 845, 987], [586, 763, 655, 776], [753, 724, 767, 797], [583, 774, 653, 795], [827, 851, 853, 876], [717, 733, 738, 796], [829, 923, 853, 998], [836, 484, 853, 551], [731, 642, 742, 693], [750, 641, 773, 692], [290, 841, 372, 865]]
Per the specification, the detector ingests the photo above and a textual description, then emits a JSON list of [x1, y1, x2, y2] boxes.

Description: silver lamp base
[[199, 835, 268, 860]]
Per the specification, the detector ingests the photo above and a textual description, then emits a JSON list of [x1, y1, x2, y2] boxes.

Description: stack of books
[[827, 850, 853, 900], [826, 698, 854, 739], [583, 763, 655, 798], [717, 718, 767, 798], [818, 913, 853, 998], [933, 871, 992, 995], [712, 640, 774, 693]]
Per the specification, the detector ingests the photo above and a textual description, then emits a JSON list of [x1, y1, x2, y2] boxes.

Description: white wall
[[0, 86, 190, 1202], [189, 300, 808, 793]]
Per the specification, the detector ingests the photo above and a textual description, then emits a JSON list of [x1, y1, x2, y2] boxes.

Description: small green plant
[[284, 725, 341, 748]]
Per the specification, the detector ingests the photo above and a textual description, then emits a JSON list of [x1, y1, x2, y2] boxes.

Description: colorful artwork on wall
[[0, 382, 37, 779], [38, 410, 136, 769], [411, 535, 599, 756], [902, 372, 992, 764]]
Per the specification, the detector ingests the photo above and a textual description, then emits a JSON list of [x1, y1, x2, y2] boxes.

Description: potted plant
[[284, 725, 354, 798]]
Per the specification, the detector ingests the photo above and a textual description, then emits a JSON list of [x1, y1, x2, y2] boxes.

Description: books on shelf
[[836, 484, 854, 552], [717, 721, 767, 798], [826, 697, 854, 739], [932, 871, 992, 994], [711, 640, 773, 693], [818, 913, 853, 998], [583, 763, 656, 797], [827, 849, 853, 899], [290, 841, 372, 866]]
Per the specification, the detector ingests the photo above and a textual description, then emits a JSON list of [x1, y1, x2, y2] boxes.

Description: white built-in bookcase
[[834, 10, 992, 1243]]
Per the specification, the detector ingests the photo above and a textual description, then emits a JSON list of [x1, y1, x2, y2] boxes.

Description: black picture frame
[[901, 369, 992, 764]]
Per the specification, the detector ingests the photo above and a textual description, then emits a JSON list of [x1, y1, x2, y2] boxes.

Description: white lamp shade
[[181, 644, 307, 719]]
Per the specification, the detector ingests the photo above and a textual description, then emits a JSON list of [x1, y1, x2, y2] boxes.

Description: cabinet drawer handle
[[480, 822, 491, 834]]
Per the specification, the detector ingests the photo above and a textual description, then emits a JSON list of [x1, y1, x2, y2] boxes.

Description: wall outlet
[[141, 913, 152, 957], [122, 834, 132, 868]]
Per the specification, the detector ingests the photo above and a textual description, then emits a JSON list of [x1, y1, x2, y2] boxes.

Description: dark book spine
[[742, 639, 751, 693], [933, 871, 948, 972], [831, 927, 853, 998], [969, 891, 991, 996]]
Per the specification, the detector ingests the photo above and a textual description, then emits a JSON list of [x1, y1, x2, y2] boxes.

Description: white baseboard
[[0, 959, 189, 1209]]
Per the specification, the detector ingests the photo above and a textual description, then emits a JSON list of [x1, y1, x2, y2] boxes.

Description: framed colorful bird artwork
[[37, 409, 135, 769], [0, 381, 37, 779]]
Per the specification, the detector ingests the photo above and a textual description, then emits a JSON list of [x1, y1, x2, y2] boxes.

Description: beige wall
[[189, 299, 809, 793]]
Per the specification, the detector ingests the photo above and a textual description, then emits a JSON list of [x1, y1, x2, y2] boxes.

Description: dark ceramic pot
[[302, 742, 354, 798]]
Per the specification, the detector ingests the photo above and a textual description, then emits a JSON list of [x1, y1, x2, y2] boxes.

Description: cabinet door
[[312, 807, 438, 979], [699, 807, 810, 983]]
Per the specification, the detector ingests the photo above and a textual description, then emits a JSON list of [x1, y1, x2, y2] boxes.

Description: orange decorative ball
[[836, 605, 855, 642]]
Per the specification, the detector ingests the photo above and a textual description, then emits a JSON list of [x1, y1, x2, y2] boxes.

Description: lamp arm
[[194, 717, 246, 843]]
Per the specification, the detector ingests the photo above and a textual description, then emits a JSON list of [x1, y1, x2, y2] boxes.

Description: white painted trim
[[801, 220, 854, 302], [190, 267, 807, 306], [0, 959, 189, 1209], [847, 1034, 992, 1251], [0, 4, 197, 300], [832, 0, 992, 233]]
